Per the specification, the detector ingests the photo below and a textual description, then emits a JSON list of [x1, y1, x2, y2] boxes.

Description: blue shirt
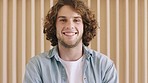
[[24, 45, 118, 83]]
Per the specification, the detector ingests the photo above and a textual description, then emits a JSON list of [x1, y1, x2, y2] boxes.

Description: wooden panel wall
[[0, 0, 147, 83]]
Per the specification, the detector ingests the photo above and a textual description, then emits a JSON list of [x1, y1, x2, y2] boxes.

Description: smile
[[62, 32, 78, 36]]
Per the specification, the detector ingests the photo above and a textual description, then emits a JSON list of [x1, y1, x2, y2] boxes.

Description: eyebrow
[[57, 16, 82, 19]]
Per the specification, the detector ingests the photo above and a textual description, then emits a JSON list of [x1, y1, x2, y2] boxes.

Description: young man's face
[[56, 5, 84, 48]]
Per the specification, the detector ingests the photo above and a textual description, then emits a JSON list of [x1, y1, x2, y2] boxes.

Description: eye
[[73, 18, 82, 23], [59, 19, 67, 22]]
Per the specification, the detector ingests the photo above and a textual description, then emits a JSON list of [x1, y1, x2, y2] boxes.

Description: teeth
[[64, 32, 75, 36], [63, 32, 78, 35]]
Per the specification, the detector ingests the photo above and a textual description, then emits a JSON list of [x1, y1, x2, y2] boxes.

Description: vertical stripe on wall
[[50, 0, 53, 8], [22, 0, 26, 82], [125, 0, 129, 83], [2, 0, 8, 83], [116, 0, 120, 83], [144, 0, 147, 83], [106, 0, 110, 58], [12, 0, 17, 83], [87, 0, 91, 8], [135, 0, 138, 83], [0, 0, 148, 83], [41, 0, 44, 53], [97, 0, 100, 52], [31, 0, 35, 57]]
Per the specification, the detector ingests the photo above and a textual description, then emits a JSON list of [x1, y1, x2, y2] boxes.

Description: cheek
[[56, 24, 60, 32], [56, 30, 60, 39], [56, 27, 63, 37], [79, 25, 84, 32], [55, 25, 59, 35], [56, 23, 64, 31]]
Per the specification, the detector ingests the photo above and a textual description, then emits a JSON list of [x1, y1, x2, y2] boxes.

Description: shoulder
[[86, 47, 114, 64], [86, 48, 115, 70], [27, 46, 59, 66], [89, 49, 118, 81], [93, 50, 113, 64], [27, 51, 50, 65]]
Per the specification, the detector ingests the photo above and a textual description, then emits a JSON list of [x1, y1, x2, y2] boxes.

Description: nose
[[65, 20, 74, 29]]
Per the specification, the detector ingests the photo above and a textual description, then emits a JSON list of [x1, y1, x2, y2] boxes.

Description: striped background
[[0, 0, 147, 83]]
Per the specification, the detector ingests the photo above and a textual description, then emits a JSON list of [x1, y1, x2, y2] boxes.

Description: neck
[[58, 44, 83, 61]]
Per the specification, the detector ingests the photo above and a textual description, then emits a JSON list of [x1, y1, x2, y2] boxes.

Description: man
[[24, 0, 118, 83]]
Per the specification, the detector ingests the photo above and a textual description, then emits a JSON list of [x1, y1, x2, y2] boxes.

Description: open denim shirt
[[24, 45, 118, 83]]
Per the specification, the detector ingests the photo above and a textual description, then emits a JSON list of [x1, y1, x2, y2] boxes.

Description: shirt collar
[[47, 46, 60, 61], [83, 45, 93, 59], [47, 45, 93, 61]]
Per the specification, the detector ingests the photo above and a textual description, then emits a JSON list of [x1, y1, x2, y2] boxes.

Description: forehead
[[57, 5, 81, 18]]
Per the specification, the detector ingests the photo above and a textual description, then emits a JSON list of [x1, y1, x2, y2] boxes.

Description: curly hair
[[43, 0, 98, 46]]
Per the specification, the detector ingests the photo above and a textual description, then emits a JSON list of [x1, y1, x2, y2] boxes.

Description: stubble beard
[[58, 37, 82, 48]]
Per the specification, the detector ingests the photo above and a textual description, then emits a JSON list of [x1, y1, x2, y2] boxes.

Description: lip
[[62, 31, 78, 36]]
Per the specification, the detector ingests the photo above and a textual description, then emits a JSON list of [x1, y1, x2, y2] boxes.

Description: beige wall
[[0, 0, 148, 83]]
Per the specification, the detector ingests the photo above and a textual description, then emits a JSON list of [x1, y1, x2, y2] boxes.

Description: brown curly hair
[[43, 0, 98, 46]]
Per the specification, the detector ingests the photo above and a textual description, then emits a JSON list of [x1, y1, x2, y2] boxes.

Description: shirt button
[[84, 77, 87, 80]]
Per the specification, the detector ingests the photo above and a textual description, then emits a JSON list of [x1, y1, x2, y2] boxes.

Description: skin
[[56, 5, 84, 61]]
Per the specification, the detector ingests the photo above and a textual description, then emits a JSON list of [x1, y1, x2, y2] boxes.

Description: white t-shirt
[[60, 56, 84, 83]]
